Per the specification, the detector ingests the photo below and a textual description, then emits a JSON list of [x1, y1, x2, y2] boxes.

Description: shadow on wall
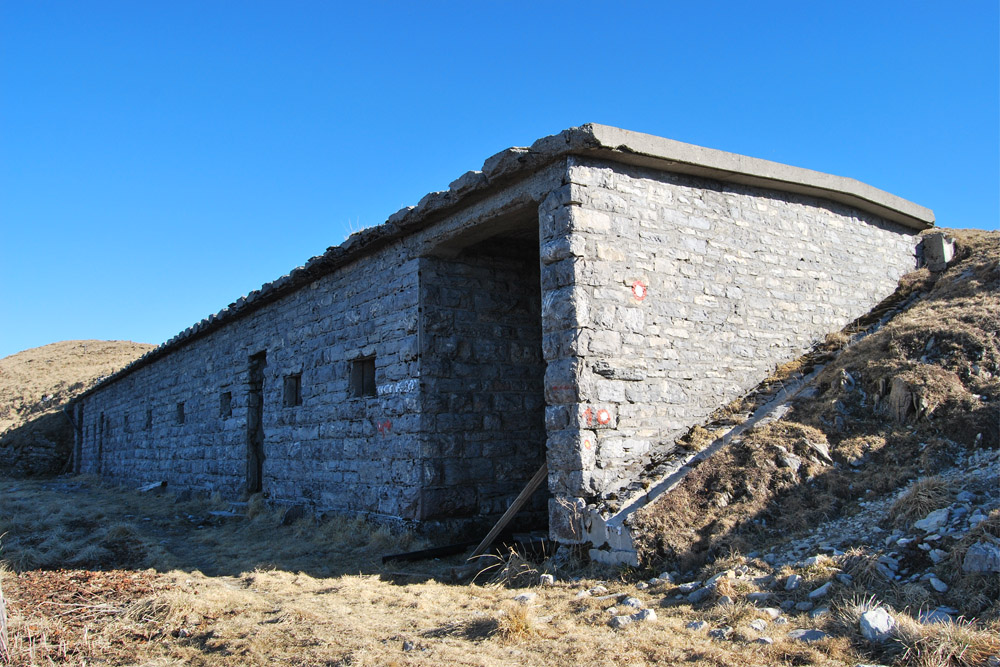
[[0, 410, 74, 477]]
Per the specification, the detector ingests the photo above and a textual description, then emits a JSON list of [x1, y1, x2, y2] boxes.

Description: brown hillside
[[0, 340, 154, 475]]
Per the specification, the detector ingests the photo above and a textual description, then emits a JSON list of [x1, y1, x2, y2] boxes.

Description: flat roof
[[78, 124, 934, 398]]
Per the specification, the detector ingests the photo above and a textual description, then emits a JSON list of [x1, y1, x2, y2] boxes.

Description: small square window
[[350, 356, 376, 398], [220, 391, 233, 417], [176, 402, 185, 424], [283, 374, 302, 407]]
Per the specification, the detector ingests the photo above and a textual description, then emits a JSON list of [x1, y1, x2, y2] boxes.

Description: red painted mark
[[582, 406, 593, 425], [377, 420, 393, 435], [632, 280, 648, 301], [597, 409, 611, 425], [583, 438, 593, 450]]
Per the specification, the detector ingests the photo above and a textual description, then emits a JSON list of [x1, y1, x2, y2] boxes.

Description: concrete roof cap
[[561, 124, 934, 230]]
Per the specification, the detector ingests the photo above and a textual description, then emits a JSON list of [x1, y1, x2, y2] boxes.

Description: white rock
[[810, 606, 830, 619], [785, 574, 802, 591], [918, 608, 953, 624], [914, 508, 949, 532], [859, 607, 896, 642], [749, 619, 768, 632], [808, 581, 833, 599], [928, 576, 949, 593], [929, 549, 948, 564], [620, 596, 643, 609], [609, 614, 633, 629], [788, 628, 830, 643], [633, 608, 656, 622], [610, 608, 656, 629], [514, 592, 537, 604], [963, 542, 1000, 574], [705, 570, 732, 587], [539, 574, 555, 586], [686, 620, 708, 631], [760, 607, 782, 620]]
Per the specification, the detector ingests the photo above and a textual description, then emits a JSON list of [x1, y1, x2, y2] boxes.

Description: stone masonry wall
[[76, 164, 567, 526], [541, 157, 919, 533], [78, 246, 424, 519], [418, 240, 547, 523]]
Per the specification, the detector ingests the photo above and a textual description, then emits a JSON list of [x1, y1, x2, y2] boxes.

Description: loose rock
[[788, 629, 830, 643], [860, 607, 896, 642]]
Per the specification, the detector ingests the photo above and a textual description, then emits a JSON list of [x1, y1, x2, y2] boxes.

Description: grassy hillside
[[0, 340, 154, 475]]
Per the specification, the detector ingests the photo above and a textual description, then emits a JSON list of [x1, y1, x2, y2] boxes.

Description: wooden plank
[[469, 463, 547, 559], [381, 541, 478, 564]]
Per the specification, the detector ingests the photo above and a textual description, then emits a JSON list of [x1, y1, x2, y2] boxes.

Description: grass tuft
[[888, 476, 952, 529], [492, 602, 537, 643]]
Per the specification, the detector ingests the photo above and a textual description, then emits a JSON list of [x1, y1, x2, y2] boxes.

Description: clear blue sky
[[1, 1, 997, 359]]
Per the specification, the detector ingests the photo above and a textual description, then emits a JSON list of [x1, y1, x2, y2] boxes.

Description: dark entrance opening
[[419, 215, 548, 533], [246, 351, 267, 494]]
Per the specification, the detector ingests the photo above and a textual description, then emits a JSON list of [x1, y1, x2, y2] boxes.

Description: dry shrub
[[897, 582, 934, 611], [835, 434, 887, 463], [895, 616, 1000, 667], [492, 602, 536, 642], [484, 548, 539, 588], [888, 477, 951, 529], [706, 598, 761, 628], [677, 424, 716, 452], [824, 330, 852, 350]]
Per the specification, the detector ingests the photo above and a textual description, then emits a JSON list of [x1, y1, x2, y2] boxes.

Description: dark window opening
[[351, 356, 376, 398], [123, 413, 129, 430], [220, 391, 233, 417], [145, 409, 152, 430], [176, 402, 185, 424], [283, 374, 302, 407]]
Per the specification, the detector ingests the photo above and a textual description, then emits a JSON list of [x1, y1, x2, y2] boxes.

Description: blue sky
[[1, 1, 997, 359]]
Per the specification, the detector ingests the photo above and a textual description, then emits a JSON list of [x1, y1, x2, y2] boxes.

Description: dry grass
[[895, 614, 1000, 667], [492, 602, 537, 642], [1, 475, 894, 667], [888, 476, 952, 529]]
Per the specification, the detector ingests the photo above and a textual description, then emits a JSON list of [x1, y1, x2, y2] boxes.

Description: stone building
[[72, 124, 934, 546]]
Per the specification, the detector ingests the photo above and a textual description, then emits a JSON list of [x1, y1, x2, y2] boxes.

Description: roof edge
[[75, 124, 934, 400], [565, 123, 935, 230]]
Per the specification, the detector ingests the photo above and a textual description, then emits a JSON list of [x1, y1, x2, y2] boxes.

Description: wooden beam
[[469, 463, 548, 559]]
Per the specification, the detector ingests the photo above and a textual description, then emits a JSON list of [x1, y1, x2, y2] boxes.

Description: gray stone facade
[[73, 124, 933, 543]]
